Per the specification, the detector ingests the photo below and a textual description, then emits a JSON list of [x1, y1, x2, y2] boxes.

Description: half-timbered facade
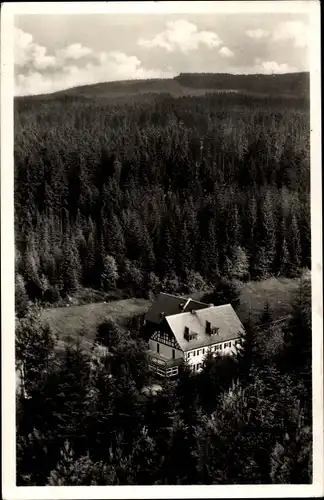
[[145, 293, 245, 378]]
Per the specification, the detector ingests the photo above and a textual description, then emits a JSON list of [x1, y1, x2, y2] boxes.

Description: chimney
[[190, 309, 196, 315], [206, 320, 211, 334]]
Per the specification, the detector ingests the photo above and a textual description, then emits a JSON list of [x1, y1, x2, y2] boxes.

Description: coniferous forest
[[15, 75, 312, 485]]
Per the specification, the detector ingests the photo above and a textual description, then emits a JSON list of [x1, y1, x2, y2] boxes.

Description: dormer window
[[211, 327, 219, 335], [184, 327, 198, 341]]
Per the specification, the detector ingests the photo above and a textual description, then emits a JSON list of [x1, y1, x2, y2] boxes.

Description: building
[[145, 292, 245, 378]]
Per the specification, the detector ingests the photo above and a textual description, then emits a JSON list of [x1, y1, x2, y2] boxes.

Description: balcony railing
[[146, 350, 184, 368]]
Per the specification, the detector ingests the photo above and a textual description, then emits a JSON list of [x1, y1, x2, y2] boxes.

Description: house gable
[[150, 319, 182, 350], [166, 304, 245, 352]]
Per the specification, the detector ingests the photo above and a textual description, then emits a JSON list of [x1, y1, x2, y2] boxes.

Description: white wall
[[184, 338, 240, 373], [149, 339, 183, 360]]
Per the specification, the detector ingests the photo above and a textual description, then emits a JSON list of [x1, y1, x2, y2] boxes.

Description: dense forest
[[15, 74, 311, 485], [16, 270, 312, 485], [15, 83, 310, 308]]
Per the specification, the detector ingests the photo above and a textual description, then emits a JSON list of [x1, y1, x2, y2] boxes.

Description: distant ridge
[[16, 71, 309, 101]]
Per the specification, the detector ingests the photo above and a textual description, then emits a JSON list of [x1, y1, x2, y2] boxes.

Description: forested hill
[[15, 71, 309, 101], [15, 74, 310, 308]]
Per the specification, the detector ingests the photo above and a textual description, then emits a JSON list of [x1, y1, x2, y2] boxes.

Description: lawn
[[42, 277, 299, 350], [42, 297, 152, 346], [236, 276, 299, 323]]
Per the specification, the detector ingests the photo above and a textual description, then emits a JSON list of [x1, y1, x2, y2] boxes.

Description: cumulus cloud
[[219, 46, 234, 58], [14, 28, 173, 96], [15, 28, 56, 70], [272, 21, 309, 48], [56, 43, 93, 61], [254, 58, 298, 74], [246, 28, 270, 39], [138, 19, 222, 53]]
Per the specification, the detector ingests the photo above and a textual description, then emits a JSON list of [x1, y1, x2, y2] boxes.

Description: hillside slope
[[16, 71, 309, 101]]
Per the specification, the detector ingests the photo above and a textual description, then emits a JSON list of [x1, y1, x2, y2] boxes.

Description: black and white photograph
[[1, 1, 323, 498]]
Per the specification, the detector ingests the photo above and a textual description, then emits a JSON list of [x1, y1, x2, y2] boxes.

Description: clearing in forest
[[42, 277, 299, 350]]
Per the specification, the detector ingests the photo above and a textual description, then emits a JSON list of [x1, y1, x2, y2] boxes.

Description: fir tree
[[61, 235, 81, 295], [101, 254, 119, 291], [105, 213, 126, 261], [288, 213, 302, 272], [15, 273, 29, 318]]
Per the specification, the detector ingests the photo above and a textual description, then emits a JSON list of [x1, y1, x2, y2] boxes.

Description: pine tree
[[61, 235, 81, 295], [236, 316, 258, 386], [283, 270, 311, 377], [246, 194, 258, 269], [253, 246, 271, 279], [269, 409, 312, 484], [200, 220, 219, 282], [48, 341, 91, 452], [177, 222, 193, 278], [101, 254, 119, 291], [260, 191, 276, 275], [277, 220, 290, 276], [159, 225, 176, 277], [105, 213, 126, 262], [288, 213, 302, 273], [84, 223, 96, 286], [16, 306, 56, 396], [15, 273, 29, 318], [230, 204, 243, 248], [231, 246, 250, 281], [23, 234, 42, 300], [17, 428, 50, 486], [260, 300, 274, 326], [128, 427, 158, 485], [47, 441, 117, 485]]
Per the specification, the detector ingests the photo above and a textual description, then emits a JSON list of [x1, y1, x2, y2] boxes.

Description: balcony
[[146, 350, 183, 377]]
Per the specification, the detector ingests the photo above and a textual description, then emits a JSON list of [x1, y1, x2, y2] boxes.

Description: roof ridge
[[166, 303, 235, 318], [188, 298, 209, 305], [159, 292, 186, 300], [183, 298, 191, 309]]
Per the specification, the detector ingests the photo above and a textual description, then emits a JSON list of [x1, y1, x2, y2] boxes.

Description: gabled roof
[[145, 292, 209, 326], [165, 304, 244, 352]]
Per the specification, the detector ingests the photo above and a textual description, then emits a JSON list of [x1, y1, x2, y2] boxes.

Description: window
[[172, 349, 175, 359], [157, 343, 160, 353], [228, 341, 232, 348], [187, 352, 190, 358], [202, 348, 205, 354], [197, 350, 200, 356], [193, 351, 196, 356]]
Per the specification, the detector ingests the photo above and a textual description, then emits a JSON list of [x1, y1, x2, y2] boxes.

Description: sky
[[14, 9, 311, 96]]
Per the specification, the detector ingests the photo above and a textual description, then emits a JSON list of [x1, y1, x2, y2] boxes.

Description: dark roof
[[145, 292, 209, 326], [166, 304, 244, 351]]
